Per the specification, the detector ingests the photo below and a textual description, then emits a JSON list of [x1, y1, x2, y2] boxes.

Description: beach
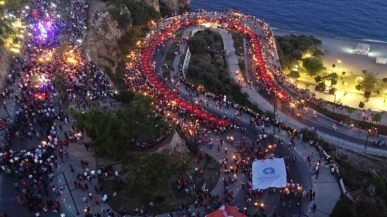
[[273, 29, 387, 112], [273, 29, 387, 78]]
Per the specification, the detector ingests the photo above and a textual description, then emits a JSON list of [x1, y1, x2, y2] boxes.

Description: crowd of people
[[0, 1, 332, 215], [122, 11, 325, 217], [0, 0, 118, 216]]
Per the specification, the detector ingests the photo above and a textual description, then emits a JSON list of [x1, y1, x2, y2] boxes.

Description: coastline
[[272, 29, 387, 79], [272, 28, 387, 44]]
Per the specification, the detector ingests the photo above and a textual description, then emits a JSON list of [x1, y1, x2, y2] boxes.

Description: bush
[[364, 91, 371, 99], [115, 90, 135, 104], [159, 0, 173, 17], [359, 101, 365, 108]]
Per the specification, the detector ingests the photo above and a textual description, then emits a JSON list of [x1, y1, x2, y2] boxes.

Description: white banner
[[252, 158, 287, 190]]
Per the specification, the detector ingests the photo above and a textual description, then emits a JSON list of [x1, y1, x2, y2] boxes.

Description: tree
[[332, 63, 336, 69], [378, 88, 384, 96], [331, 78, 338, 85], [383, 78, 387, 83], [188, 37, 207, 55], [314, 75, 322, 83], [275, 34, 323, 69], [329, 73, 338, 80], [359, 101, 365, 108], [122, 0, 160, 26], [356, 84, 362, 91], [353, 197, 387, 217], [342, 71, 346, 75], [289, 70, 300, 79], [70, 93, 169, 159], [115, 90, 135, 104], [359, 71, 377, 92], [364, 91, 371, 99], [317, 82, 325, 91], [372, 113, 382, 123], [302, 57, 324, 76]]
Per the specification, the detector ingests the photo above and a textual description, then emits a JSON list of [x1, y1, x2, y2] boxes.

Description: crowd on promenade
[[121, 11, 331, 217], [0, 0, 119, 216], [0, 3, 338, 216]]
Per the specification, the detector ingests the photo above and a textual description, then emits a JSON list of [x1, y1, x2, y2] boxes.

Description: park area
[[99, 149, 220, 214]]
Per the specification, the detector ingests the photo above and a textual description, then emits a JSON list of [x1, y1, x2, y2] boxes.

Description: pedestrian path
[[165, 25, 339, 216], [55, 22, 341, 217]]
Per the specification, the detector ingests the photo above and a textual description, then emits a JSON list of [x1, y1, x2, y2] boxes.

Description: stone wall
[[84, 2, 132, 69], [156, 130, 189, 154], [144, 0, 160, 11], [160, 0, 190, 11], [0, 47, 12, 90]]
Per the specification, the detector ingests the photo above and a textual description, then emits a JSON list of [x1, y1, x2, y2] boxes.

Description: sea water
[[190, 0, 387, 42]]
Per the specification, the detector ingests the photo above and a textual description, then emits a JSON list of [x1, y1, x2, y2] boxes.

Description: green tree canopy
[[359, 71, 377, 92], [70, 93, 169, 159], [372, 113, 382, 123], [364, 90, 371, 99], [289, 70, 300, 79], [117, 0, 160, 26], [331, 78, 338, 85], [188, 37, 207, 55], [128, 152, 192, 193], [275, 34, 323, 69], [302, 57, 324, 76], [359, 101, 365, 108], [314, 75, 322, 83]]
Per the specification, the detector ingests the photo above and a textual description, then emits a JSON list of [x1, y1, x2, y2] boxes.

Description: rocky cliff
[[0, 47, 11, 89], [144, 0, 160, 11], [84, 2, 132, 69], [160, 0, 190, 11], [83, 0, 191, 69], [143, 0, 191, 12]]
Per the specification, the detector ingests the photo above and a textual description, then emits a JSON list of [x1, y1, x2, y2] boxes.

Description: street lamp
[[364, 129, 371, 154], [56, 172, 81, 215], [337, 60, 341, 71]]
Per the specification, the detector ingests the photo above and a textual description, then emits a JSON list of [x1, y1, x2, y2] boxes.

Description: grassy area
[[185, 28, 263, 114], [162, 30, 184, 80], [102, 151, 220, 215], [330, 195, 353, 217], [229, 30, 244, 57], [238, 58, 247, 82]]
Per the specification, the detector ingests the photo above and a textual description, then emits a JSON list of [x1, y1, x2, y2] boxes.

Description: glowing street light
[[337, 59, 341, 71]]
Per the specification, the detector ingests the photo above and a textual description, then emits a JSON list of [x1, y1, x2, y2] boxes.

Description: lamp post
[[364, 129, 371, 153], [273, 92, 277, 135], [337, 60, 341, 71], [3, 102, 11, 119], [56, 172, 80, 215]]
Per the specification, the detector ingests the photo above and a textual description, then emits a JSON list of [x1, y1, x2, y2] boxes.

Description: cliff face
[[160, 0, 190, 11], [144, 0, 191, 12], [84, 2, 132, 69], [144, 0, 160, 11], [83, 0, 190, 70], [0, 47, 11, 89]]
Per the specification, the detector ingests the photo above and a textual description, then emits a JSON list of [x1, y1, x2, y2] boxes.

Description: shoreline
[[272, 29, 387, 79], [272, 28, 387, 45]]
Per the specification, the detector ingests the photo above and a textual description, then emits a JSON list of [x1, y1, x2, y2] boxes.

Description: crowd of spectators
[[0, 0, 117, 216]]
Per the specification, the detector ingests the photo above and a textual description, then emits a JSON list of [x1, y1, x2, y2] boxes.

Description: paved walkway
[[164, 25, 340, 216]]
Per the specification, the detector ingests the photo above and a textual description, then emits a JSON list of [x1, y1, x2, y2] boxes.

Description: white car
[[324, 87, 330, 93]]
